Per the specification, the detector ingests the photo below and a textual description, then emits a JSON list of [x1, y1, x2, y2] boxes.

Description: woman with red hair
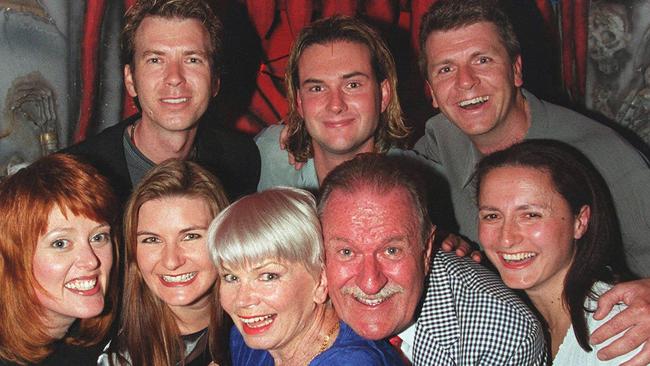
[[0, 154, 119, 365]]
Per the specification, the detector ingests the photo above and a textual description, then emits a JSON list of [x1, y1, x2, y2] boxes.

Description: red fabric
[[388, 335, 411, 366], [574, 0, 588, 97], [75, 1, 106, 143]]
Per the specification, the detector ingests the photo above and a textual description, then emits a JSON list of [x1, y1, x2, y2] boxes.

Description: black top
[[63, 114, 261, 204]]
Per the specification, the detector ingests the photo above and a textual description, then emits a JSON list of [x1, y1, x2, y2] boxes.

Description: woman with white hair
[[207, 187, 402, 365]]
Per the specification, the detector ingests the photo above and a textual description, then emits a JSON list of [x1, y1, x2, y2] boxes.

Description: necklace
[[317, 320, 339, 355]]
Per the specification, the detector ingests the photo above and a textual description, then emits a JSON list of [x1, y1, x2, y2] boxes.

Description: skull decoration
[[589, 2, 631, 75]]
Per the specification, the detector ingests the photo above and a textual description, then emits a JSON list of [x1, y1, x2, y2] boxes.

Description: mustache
[[341, 284, 404, 300]]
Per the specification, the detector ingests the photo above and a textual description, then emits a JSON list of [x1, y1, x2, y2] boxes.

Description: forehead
[[480, 166, 561, 204], [321, 187, 419, 246], [134, 16, 211, 52], [298, 41, 375, 80], [425, 21, 508, 61]]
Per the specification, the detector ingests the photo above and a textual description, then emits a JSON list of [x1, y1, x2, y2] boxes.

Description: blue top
[[230, 321, 404, 365]]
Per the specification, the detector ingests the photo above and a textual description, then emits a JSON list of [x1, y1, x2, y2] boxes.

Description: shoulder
[[314, 322, 402, 366], [63, 119, 130, 157], [416, 252, 546, 363]]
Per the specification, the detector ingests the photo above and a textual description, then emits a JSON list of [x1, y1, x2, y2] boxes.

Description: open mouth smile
[[458, 96, 489, 109]]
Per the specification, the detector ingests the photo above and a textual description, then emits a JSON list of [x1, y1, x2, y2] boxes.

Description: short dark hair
[[285, 16, 409, 162], [475, 139, 636, 352], [418, 0, 520, 75], [121, 0, 224, 76], [318, 153, 431, 246]]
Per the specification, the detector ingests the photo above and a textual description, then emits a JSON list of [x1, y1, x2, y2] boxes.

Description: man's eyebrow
[[341, 71, 370, 79]]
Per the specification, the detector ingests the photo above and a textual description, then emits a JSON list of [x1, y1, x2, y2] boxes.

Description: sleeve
[[254, 124, 302, 191], [505, 324, 549, 366]]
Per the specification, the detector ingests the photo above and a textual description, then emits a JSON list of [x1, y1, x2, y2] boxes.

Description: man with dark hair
[[66, 0, 260, 202], [256, 16, 410, 191], [319, 153, 547, 365], [415, 0, 650, 362]]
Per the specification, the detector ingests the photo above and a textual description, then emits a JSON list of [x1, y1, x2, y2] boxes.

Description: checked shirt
[[413, 251, 548, 365]]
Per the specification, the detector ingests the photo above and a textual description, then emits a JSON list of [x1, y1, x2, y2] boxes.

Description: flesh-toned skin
[[321, 187, 432, 340], [424, 22, 528, 155], [33, 206, 112, 338], [124, 16, 219, 163], [219, 259, 330, 363], [296, 41, 390, 182], [136, 196, 217, 334]]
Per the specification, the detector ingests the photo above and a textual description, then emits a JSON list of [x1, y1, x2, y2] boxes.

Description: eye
[[477, 56, 491, 64], [308, 85, 324, 92], [347, 81, 361, 89], [51, 239, 70, 249], [338, 248, 353, 257], [438, 66, 452, 74], [146, 57, 160, 64], [385, 247, 401, 256], [183, 233, 202, 241], [140, 236, 161, 244], [260, 273, 279, 281], [187, 57, 203, 64], [223, 273, 238, 283], [481, 213, 500, 221], [91, 232, 110, 244], [524, 212, 542, 219]]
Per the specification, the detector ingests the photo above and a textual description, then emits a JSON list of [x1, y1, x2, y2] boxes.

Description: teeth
[[65, 278, 97, 291], [162, 272, 197, 283], [240, 315, 274, 328], [162, 98, 188, 104], [353, 295, 388, 306], [502, 252, 536, 262], [458, 96, 489, 107]]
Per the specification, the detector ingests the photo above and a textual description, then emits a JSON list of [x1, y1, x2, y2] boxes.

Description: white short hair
[[207, 187, 323, 277]]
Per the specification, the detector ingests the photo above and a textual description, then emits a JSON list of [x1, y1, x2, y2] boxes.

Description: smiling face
[[424, 22, 525, 141], [478, 166, 590, 297], [124, 16, 218, 134], [219, 259, 327, 353], [320, 187, 432, 340], [33, 206, 112, 335], [136, 196, 217, 316], [296, 41, 390, 159]]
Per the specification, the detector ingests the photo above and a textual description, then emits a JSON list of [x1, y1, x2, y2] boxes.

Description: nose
[[455, 65, 479, 90], [76, 243, 100, 270], [500, 218, 522, 248], [356, 255, 388, 295], [327, 89, 347, 113], [161, 243, 185, 270], [164, 60, 186, 87], [235, 280, 260, 308]]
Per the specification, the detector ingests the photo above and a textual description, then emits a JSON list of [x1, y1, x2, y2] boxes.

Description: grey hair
[[207, 187, 323, 277]]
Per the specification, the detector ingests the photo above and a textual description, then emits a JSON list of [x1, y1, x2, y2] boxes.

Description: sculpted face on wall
[[1, 72, 59, 176]]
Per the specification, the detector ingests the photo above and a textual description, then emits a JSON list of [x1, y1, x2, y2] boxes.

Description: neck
[[312, 140, 376, 185], [42, 312, 75, 340], [131, 119, 198, 164], [472, 89, 530, 155], [526, 282, 571, 358], [269, 303, 339, 365], [170, 296, 212, 335]]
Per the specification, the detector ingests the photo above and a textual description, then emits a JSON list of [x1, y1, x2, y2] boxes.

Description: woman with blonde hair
[[208, 187, 402, 365], [0, 154, 118, 365], [102, 160, 230, 366]]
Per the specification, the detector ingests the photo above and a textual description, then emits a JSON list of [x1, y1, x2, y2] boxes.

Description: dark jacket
[[64, 115, 261, 203]]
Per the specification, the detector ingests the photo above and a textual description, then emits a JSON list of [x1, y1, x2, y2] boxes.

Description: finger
[[596, 325, 646, 361], [440, 239, 454, 252], [591, 306, 639, 345], [593, 288, 623, 321], [470, 251, 482, 263], [618, 341, 650, 366]]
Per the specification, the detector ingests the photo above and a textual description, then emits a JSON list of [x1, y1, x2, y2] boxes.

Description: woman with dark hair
[[101, 159, 230, 366], [0, 154, 118, 365], [475, 139, 641, 363]]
